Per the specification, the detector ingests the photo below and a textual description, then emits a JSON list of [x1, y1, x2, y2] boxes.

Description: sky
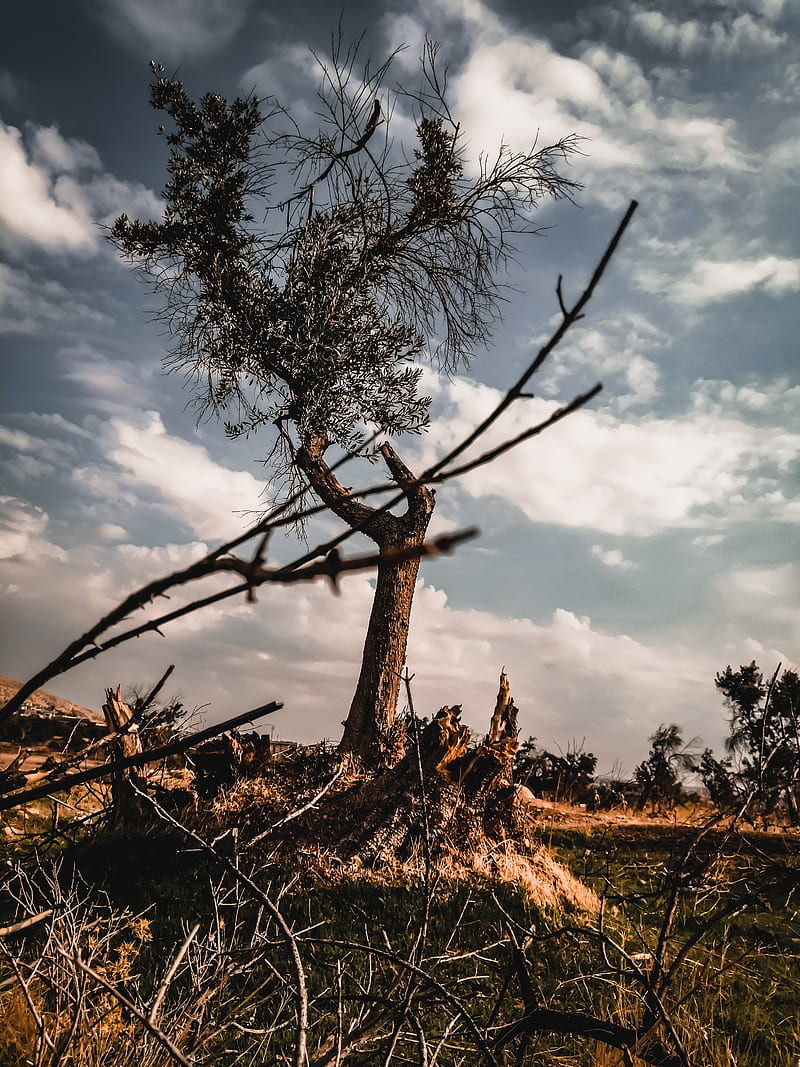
[[1, 0, 798, 775]]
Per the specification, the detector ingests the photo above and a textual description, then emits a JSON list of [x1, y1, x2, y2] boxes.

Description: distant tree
[[111, 43, 581, 771], [634, 724, 697, 811], [515, 737, 597, 802], [715, 661, 800, 823], [697, 747, 737, 808]]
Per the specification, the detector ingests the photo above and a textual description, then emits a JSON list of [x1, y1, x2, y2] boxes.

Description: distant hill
[[0, 675, 101, 721]]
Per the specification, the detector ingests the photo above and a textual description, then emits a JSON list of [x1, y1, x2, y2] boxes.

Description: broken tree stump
[[102, 686, 146, 830], [329, 671, 522, 866]]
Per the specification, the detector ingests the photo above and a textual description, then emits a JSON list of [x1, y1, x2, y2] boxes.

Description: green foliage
[[633, 723, 696, 809], [515, 737, 597, 801], [713, 661, 800, 821], [110, 45, 580, 477], [698, 746, 737, 807]]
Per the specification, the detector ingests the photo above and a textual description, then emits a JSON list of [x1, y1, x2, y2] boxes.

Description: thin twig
[[59, 948, 194, 1067], [148, 923, 200, 1024], [132, 786, 309, 1067], [247, 764, 344, 848]]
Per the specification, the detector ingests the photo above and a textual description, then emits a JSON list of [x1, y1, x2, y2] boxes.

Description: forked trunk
[[295, 437, 435, 771]]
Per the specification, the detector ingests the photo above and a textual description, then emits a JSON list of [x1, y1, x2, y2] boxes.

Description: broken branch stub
[[327, 672, 521, 866]]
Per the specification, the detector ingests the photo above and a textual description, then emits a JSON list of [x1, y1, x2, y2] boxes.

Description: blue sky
[[1, 0, 798, 773]]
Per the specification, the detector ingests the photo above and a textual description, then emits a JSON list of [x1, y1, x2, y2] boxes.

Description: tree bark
[[294, 437, 434, 770], [101, 686, 146, 831], [339, 543, 424, 767]]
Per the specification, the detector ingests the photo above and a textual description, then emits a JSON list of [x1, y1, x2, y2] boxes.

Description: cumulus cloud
[[591, 545, 638, 570], [99, 412, 266, 540], [0, 122, 160, 253], [0, 123, 94, 250], [90, 0, 254, 60], [671, 256, 800, 304], [412, 374, 800, 536], [622, 5, 786, 57], [382, 0, 751, 185], [0, 496, 65, 561]]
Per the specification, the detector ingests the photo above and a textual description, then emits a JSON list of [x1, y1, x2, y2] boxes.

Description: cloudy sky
[[1, 0, 798, 774]]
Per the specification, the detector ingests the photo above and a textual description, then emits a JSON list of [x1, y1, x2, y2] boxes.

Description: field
[[1, 748, 798, 1067]]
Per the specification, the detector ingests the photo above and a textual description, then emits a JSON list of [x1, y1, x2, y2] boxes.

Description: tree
[[110, 42, 582, 770], [715, 661, 800, 822], [697, 746, 737, 808], [634, 724, 696, 811], [515, 737, 597, 802]]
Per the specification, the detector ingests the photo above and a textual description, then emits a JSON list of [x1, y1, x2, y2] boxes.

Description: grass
[[1, 798, 799, 1064]]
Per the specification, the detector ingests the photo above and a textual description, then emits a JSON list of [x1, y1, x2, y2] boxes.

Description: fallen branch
[[0, 909, 54, 939], [0, 700, 281, 813]]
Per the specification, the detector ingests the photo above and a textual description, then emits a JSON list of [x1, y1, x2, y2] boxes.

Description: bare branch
[[60, 948, 194, 1067]]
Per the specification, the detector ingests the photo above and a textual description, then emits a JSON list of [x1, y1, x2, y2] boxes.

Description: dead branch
[[0, 909, 54, 939], [0, 700, 281, 813], [58, 948, 194, 1067], [132, 785, 309, 1067]]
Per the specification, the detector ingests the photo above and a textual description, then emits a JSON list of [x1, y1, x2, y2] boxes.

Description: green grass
[[1, 817, 798, 1065]]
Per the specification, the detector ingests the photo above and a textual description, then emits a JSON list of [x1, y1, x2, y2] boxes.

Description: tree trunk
[[295, 437, 435, 771], [339, 541, 426, 768], [101, 686, 146, 831]]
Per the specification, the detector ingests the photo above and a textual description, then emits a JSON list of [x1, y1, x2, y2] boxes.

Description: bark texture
[[335, 671, 521, 866], [295, 437, 435, 769], [101, 686, 146, 830]]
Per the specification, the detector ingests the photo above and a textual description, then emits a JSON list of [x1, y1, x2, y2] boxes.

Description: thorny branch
[[1, 201, 636, 727]]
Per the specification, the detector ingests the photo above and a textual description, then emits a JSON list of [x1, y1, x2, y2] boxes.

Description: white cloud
[[59, 343, 171, 417], [30, 124, 101, 173], [708, 562, 800, 653], [414, 375, 800, 536], [395, 0, 752, 184], [591, 544, 638, 570], [92, 0, 254, 60], [0, 420, 83, 483], [0, 263, 113, 334], [99, 523, 127, 541], [0, 496, 65, 561], [100, 412, 266, 540], [692, 533, 725, 549], [625, 5, 786, 57], [671, 256, 800, 304], [0, 123, 94, 250], [0, 122, 160, 253], [539, 312, 664, 410]]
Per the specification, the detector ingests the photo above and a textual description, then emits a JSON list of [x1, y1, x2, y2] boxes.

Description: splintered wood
[[102, 686, 144, 829]]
